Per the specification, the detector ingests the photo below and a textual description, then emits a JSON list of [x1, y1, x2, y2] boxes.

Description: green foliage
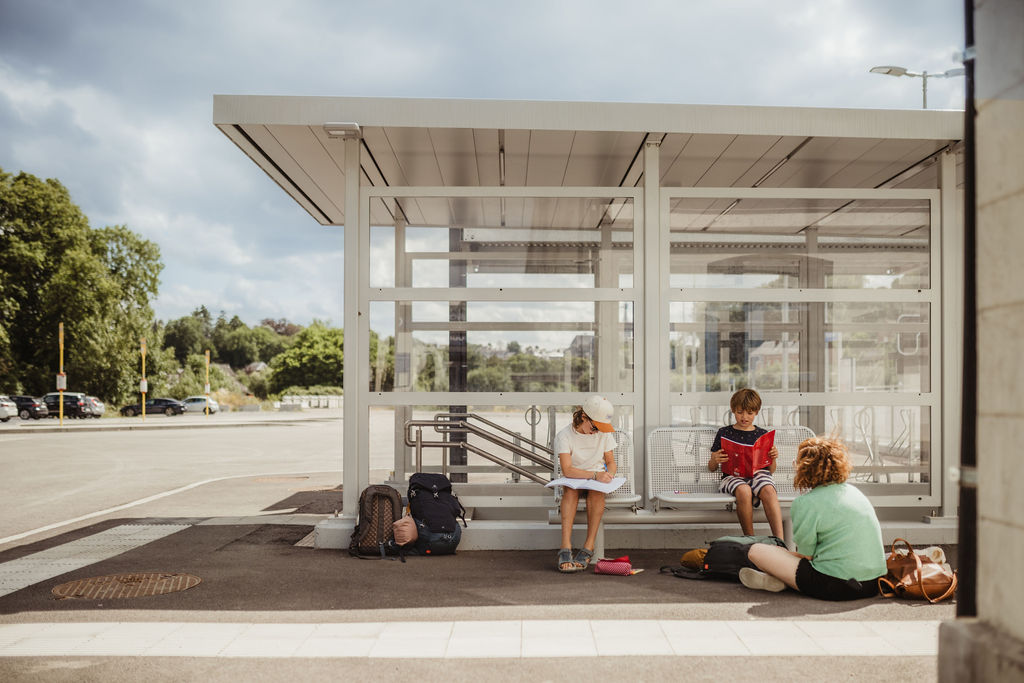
[[275, 385, 343, 396], [266, 322, 343, 394], [165, 353, 232, 399], [163, 308, 211, 364], [0, 169, 162, 403]]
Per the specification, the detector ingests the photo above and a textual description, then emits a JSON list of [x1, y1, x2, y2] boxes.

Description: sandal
[[574, 547, 595, 571], [558, 548, 581, 573]]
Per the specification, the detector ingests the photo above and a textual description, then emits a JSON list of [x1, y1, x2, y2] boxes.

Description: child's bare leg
[[748, 542, 801, 589], [758, 485, 785, 538], [734, 485, 755, 535], [583, 491, 606, 551], [559, 488, 580, 559]]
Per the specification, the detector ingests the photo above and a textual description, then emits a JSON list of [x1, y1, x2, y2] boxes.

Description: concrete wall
[[976, 0, 1024, 646], [941, 1, 1024, 680]]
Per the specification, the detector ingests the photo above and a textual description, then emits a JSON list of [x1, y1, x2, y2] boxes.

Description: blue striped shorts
[[718, 469, 776, 508]]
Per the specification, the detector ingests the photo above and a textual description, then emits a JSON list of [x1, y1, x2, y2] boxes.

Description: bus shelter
[[214, 96, 963, 544]]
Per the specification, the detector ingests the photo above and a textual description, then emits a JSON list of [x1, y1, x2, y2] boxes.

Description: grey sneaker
[[739, 567, 786, 592]]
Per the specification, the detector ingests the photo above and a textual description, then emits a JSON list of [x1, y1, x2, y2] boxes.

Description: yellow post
[[58, 322, 64, 426], [141, 338, 147, 421], [204, 349, 211, 416]]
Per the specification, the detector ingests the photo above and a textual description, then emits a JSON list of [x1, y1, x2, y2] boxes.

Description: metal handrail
[[404, 413, 555, 485]]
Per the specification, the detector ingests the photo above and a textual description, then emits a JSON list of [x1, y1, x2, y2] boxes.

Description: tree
[[0, 169, 162, 402], [260, 318, 302, 336], [163, 307, 214, 364], [266, 322, 343, 394]]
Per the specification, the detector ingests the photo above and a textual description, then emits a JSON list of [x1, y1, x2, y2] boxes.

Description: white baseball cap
[[581, 395, 615, 433]]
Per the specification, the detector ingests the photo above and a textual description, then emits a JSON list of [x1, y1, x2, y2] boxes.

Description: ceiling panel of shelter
[[660, 134, 746, 187], [525, 130, 574, 185], [501, 130, 531, 187], [561, 131, 645, 187], [473, 129, 501, 186], [756, 137, 853, 188], [688, 135, 783, 187], [266, 125, 348, 220], [430, 127, 482, 186], [243, 124, 344, 223], [823, 139, 927, 188]]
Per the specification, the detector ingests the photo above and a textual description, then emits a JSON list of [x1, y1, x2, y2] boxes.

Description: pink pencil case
[[594, 555, 633, 575]]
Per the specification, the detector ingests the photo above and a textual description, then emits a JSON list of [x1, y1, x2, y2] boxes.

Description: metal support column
[[342, 135, 365, 518]]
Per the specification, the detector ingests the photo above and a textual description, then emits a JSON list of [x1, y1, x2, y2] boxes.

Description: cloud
[[0, 0, 966, 330]]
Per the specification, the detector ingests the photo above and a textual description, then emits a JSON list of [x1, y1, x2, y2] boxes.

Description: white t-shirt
[[553, 424, 616, 473]]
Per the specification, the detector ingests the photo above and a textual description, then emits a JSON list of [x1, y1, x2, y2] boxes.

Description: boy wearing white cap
[[553, 395, 617, 573]]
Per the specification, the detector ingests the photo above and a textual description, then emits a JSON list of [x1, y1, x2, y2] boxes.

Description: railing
[[404, 412, 555, 485]]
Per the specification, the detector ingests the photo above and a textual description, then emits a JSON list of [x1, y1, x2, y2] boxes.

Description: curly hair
[[793, 436, 853, 490]]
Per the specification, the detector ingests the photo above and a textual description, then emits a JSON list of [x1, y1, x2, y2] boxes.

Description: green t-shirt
[[791, 483, 886, 581]]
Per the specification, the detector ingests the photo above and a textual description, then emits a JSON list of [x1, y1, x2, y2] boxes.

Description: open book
[[720, 430, 775, 478], [545, 476, 626, 494]]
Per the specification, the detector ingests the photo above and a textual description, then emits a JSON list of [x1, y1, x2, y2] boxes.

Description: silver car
[[0, 395, 14, 422], [183, 396, 219, 414], [86, 396, 105, 418]]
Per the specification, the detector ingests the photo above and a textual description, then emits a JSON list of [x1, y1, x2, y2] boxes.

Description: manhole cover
[[52, 573, 202, 600]]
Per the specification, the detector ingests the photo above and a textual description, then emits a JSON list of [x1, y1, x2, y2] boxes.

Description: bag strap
[[918, 569, 958, 604], [877, 576, 898, 598], [889, 537, 915, 556], [660, 565, 707, 580]]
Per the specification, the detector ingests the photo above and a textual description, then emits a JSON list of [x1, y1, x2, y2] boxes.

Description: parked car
[[120, 397, 185, 417], [10, 395, 49, 420], [86, 396, 105, 418], [0, 395, 15, 422], [42, 392, 91, 419], [182, 396, 219, 414]]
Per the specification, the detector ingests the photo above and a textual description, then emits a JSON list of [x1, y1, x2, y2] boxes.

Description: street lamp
[[869, 65, 965, 109]]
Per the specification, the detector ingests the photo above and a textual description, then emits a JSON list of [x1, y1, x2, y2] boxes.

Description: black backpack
[[408, 473, 467, 533], [348, 484, 403, 558], [661, 535, 787, 581]]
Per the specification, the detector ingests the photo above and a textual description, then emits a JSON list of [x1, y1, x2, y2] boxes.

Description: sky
[[0, 0, 966, 330]]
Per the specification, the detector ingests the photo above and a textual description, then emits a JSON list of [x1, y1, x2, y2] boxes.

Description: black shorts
[[795, 559, 881, 601]]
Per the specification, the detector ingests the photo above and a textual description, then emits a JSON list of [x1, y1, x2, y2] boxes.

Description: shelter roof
[[213, 95, 963, 227]]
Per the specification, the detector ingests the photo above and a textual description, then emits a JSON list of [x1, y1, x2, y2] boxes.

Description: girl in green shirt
[[739, 437, 886, 600]]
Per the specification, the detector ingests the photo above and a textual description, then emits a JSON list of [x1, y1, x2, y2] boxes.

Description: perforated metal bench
[[646, 425, 816, 544]]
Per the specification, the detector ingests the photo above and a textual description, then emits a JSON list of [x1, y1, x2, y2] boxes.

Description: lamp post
[[869, 65, 965, 109]]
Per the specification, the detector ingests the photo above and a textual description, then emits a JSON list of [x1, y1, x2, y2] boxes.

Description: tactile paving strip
[[0, 524, 190, 598], [52, 572, 201, 600]]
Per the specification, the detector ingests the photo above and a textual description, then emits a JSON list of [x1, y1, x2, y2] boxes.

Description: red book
[[720, 430, 775, 478]]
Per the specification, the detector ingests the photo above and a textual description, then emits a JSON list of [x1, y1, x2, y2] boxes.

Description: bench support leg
[[594, 522, 605, 559], [783, 516, 794, 550]]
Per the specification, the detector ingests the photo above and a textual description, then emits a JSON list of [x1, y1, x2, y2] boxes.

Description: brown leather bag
[[878, 538, 957, 603]]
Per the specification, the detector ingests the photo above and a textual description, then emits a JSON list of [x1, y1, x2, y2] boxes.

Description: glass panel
[[669, 302, 929, 393], [669, 403, 931, 493], [370, 196, 635, 288], [372, 300, 634, 393], [668, 197, 930, 289]]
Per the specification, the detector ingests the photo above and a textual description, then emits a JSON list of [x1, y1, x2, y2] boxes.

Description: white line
[[0, 470, 342, 546], [0, 620, 942, 658]]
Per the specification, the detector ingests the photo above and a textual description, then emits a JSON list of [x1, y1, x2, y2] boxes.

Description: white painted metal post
[[342, 135, 362, 519], [642, 139, 663, 501], [939, 149, 962, 519]]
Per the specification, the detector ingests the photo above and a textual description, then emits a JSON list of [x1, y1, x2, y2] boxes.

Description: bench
[[646, 425, 816, 545]]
